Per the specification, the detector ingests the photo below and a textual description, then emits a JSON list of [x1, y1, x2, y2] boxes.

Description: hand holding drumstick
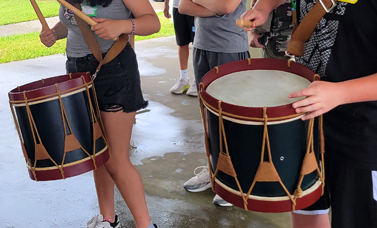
[[237, 0, 285, 31], [56, 0, 119, 41], [29, 0, 57, 47]]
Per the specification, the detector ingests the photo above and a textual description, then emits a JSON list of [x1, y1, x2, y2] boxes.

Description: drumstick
[[57, 0, 96, 26], [30, 0, 50, 31], [56, 0, 118, 41], [236, 19, 255, 28]]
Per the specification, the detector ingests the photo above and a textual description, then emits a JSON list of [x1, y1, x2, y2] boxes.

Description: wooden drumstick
[[30, 0, 50, 31], [57, 0, 97, 26], [236, 19, 255, 28], [56, 0, 118, 41]]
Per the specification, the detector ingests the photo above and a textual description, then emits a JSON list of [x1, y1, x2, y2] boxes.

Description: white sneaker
[[186, 80, 198, 97], [170, 79, 190, 94], [183, 166, 212, 192], [212, 194, 233, 207], [87, 214, 120, 228]]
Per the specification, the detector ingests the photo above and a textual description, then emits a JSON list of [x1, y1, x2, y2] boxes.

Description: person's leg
[[101, 110, 151, 228], [178, 44, 189, 71], [93, 166, 116, 221], [291, 213, 330, 228], [325, 153, 377, 228], [170, 8, 192, 94]]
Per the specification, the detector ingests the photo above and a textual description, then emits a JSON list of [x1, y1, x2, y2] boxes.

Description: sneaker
[[183, 166, 212, 192], [186, 80, 198, 97], [87, 214, 120, 228], [170, 79, 190, 94], [212, 194, 233, 207]]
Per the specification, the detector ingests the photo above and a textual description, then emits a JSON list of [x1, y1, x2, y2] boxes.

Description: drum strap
[[72, 3, 129, 80], [287, 0, 338, 56]]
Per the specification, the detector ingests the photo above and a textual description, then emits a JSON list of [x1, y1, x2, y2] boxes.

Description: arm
[[91, 0, 161, 40], [40, 22, 67, 47], [192, 0, 242, 15], [289, 73, 377, 120], [164, 0, 171, 19], [178, 0, 215, 17]]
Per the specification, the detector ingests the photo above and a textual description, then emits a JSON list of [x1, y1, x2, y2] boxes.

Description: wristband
[[129, 19, 135, 35]]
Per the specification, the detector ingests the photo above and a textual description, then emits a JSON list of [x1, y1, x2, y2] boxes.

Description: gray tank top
[[59, 0, 131, 58], [193, 0, 248, 53]]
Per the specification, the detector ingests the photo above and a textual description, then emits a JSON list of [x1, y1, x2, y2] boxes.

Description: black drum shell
[[9, 73, 109, 181], [207, 110, 320, 197]]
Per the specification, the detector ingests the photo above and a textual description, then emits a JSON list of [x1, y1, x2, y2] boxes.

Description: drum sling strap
[[72, 3, 129, 80], [287, 0, 338, 56]]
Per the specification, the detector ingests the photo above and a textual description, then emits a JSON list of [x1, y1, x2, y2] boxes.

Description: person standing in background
[[249, 0, 293, 59], [164, 0, 197, 96], [179, 0, 250, 206]]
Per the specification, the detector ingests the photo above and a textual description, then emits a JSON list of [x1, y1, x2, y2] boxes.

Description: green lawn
[[0, 12, 174, 63], [0, 0, 60, 25]]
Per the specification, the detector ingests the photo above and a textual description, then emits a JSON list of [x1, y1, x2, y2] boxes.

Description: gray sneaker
[[87, 214, 120, 228], [212, 194, 233, 207], [170, 79, 190, 94], [183, 166, 212, 192], [186, 80, 198, 97]]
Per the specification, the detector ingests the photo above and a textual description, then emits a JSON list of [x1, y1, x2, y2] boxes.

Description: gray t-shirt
[[193, 0, 248, 53], [59, 0, 131, 58], [173, 0, 180, 8]]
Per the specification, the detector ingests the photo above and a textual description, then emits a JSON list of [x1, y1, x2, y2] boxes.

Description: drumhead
[[206, 70, 311, 108]]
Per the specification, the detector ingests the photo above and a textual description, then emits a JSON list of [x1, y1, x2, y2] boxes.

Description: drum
[[199, 58, 325, 213], [8, 72, 109, 181]]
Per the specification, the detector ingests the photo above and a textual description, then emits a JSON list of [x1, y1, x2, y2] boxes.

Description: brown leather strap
[[72, 3, 128, 74], [287, 0, 337, 56]]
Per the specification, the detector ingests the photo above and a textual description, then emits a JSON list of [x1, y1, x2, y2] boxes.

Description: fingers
[[164, 11, 171, 18], [288, 89, 306, 99], [240, 10, 263, 27], [40, 30, 57, 47], [92, 17, 105, 23], [301, 110, 323, 121]]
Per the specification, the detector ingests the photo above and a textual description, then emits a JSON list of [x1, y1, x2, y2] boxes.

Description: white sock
[[179, 69, 189, 81]]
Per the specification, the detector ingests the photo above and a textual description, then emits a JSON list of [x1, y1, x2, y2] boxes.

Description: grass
[[0, 12, 174, 64], [0, 0, 60, 25]]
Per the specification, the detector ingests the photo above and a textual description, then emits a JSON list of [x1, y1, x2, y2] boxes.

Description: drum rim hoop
[[199, 58, 317, 120], [8, 72, 93, 102]]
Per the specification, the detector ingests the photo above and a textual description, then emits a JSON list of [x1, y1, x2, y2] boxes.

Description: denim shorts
[[66, 42, 148, 113]]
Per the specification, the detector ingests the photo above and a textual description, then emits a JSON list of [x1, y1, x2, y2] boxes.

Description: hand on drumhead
[[91, 18, 123, 40], [40, 29, 57, 47], [248, 31, 265, 48], [289, 81, 343, 120]]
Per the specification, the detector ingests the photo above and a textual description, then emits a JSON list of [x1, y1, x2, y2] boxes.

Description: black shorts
[[296, 152, 377, 228], [66, 42, 148, 113], [173, 7, 195, 46]]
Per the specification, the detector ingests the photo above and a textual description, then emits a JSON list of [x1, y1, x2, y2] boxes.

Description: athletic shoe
[[183, 166, 212, 192], [212, 194, 233, 207], [87, 214, 120, 228], [170, 79, 190, 94], [186, 80, 198, 97]]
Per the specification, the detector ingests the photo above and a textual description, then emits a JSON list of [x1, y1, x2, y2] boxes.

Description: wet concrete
[[0, 35, 291, 228]]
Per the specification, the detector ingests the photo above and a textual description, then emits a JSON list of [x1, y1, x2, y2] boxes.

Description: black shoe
[[153, 224, 158, 228]]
